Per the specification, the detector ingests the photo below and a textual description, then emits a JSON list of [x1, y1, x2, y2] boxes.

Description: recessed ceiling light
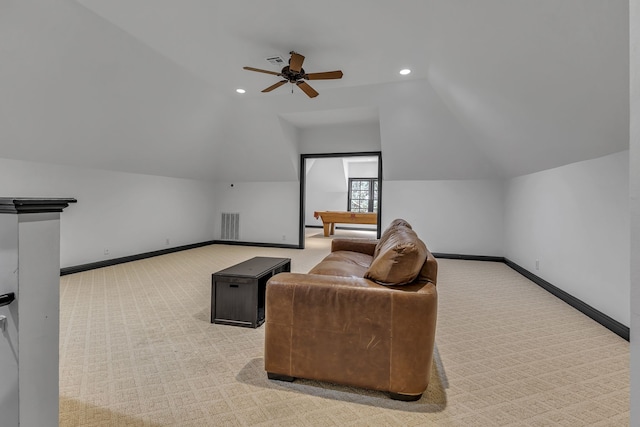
[[399, 69, 411, 75], [236, 88, 246, 94]]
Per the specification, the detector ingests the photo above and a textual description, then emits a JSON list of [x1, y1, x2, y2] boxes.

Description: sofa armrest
[[330, 238, 378, 256], [265, 272, 437, 395]]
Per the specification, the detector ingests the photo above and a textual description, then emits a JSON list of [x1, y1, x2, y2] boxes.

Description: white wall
[[305, 158, 348, 227], [382, 179, 505, 256], [299, 121, 381, 155], [0, 158, 216, 268], [224, 176, 504, 254], [212, 181, 299, 245], [505, 151, 630, 326], [348, 162, 378, 178]]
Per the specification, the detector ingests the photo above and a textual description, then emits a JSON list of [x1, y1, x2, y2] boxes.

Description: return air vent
[[265, 55, 286, 67], [221, 213, 240, 240]]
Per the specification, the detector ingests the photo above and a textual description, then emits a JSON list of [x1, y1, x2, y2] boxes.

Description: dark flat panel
[[214, 257, 291, 278], [214, 280, 255, 323]]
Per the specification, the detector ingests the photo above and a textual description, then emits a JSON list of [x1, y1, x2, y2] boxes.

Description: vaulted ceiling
[[0, 0, 629, 182]]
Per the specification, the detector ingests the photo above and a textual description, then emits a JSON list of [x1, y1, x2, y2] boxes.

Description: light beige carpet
[[59, 231, 629, 426]]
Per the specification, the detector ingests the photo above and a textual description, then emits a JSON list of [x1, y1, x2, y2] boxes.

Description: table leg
[[323, 223, 330, 237], [330, 223, 335, 235]]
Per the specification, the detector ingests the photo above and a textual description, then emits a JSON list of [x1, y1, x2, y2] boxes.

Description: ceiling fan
[[243, 51, 343, 98]]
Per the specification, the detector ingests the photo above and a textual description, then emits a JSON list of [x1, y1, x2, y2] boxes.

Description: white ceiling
[[0, 0, 629, 182], [76, 0, 433, 95]]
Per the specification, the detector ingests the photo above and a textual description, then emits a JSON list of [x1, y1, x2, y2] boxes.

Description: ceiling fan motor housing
[[281, 66, 306, 83]]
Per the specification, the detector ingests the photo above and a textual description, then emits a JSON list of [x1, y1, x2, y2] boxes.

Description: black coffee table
[[211, 257, 291, 328]]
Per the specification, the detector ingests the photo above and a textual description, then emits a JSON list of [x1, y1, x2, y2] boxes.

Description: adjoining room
[[304, 154, 380, 243]]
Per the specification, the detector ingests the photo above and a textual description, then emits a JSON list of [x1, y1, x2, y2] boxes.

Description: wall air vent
[[221, 213, 240, 240], [265, 56, 286, 67]]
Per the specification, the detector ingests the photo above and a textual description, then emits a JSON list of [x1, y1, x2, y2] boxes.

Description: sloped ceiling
[[0, 0, 629, 182], [0, 0, 228, 181], [424, 1, 629, 178]]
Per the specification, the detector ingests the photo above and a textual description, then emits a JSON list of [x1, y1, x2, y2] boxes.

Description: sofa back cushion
[[308, 251, 373, 278], [365, 225, 427, 285]]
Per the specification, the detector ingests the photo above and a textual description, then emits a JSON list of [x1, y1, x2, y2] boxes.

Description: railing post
[[0, 198, 76, 427]]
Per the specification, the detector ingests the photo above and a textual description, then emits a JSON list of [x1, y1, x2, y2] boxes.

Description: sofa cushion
[[309, 261, 368, 278], [308, 251, 370, 278], [365, 226, 427, 285], [373, 218, 413, 260], [322, 251, 374, 269]]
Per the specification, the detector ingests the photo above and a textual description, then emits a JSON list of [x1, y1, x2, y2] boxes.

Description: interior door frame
[[298, 151, 383, 249]]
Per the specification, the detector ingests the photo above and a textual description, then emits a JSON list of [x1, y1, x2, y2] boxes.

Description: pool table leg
[[323, 223, 331, 237], [330, 223, 335, 235]]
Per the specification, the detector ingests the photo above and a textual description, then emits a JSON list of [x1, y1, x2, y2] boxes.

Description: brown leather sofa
[[265, 219, 438, 401]]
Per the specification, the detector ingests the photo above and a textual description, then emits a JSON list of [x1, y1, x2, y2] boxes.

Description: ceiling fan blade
[[305, 70, 343, 80], [262, 80, 288, 93], [243, 66, 282, 76], [296, 81, 319, 98], [289, 52, 305, 73]]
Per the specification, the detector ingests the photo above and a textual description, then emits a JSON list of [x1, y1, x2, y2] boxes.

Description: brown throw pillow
[[365, 226, 427, 285], [373, 218, 413, 259], [386, 218, 413, 230]]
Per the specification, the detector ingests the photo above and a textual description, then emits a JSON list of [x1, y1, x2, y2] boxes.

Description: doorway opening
[[298, 151, 382, 248]]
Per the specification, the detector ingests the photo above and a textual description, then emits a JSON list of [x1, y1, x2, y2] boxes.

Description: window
[[348, 178, 379, 212]]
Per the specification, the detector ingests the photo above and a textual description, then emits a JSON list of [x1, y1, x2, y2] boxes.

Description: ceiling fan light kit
[[243, 51, 343, 98]]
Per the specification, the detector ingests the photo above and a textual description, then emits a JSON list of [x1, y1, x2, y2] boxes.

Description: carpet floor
[[59, 230, 629, 426]]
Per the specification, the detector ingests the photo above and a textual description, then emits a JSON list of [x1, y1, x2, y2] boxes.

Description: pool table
[[313, 211, 378, 237]]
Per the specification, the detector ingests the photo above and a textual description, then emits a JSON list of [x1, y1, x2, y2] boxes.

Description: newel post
[[0, 198, 76, 427]]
